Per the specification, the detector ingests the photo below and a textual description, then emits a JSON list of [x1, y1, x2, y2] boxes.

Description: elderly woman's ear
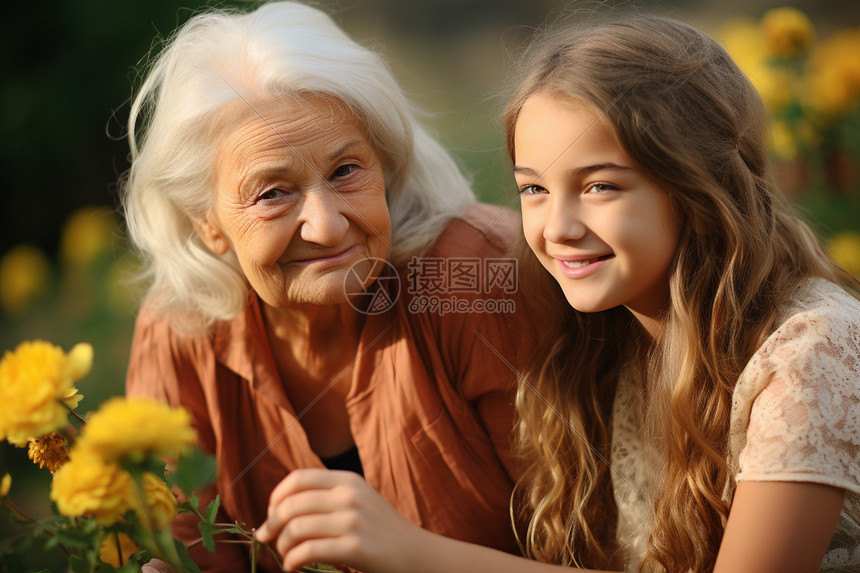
[[193, 214, 230, 255]]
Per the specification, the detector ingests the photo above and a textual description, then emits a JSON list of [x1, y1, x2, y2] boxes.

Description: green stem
[[131, 473, 183, 572], [61, 400, 88, 425]]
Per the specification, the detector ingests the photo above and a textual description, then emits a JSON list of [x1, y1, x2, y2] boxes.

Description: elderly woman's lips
[[291, 245, 358, 265]]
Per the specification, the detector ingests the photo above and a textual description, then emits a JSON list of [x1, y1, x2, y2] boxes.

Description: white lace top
[[610, 278, 860, 572]]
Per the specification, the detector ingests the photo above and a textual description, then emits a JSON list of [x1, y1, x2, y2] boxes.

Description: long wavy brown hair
[[504, 15, 860, 572]]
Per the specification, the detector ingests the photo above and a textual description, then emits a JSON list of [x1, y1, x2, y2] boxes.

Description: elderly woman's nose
[[297, 188, 350, 245]]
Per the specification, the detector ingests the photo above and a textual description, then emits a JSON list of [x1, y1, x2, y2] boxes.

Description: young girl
[[255, 15, 860, 573]]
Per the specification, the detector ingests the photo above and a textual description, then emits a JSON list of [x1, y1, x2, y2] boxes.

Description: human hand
[[255, 469, 431, 573]]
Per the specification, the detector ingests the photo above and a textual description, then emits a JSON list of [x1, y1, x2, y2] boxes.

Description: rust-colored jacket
[[126, 204, 533, 571]]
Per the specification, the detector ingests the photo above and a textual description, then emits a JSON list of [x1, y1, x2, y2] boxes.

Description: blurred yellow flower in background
[[0, 473, 10, 498], [761, 7, 814, 59], [76, 397, 196, 463], [0, 244, 51, 315], [828, 232, 860, 277], [59, 206, 118, 269], [28, 431, 70, 473], [0, 341, 91, 445], [720, 19, 793, 113], [98, 532, 140, 568], [770, 120, 799, 161], [804, 27, 860, 117], [50, 450, 135, 525]]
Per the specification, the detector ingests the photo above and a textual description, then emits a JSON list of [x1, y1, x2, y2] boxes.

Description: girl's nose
[[542, 194, 586, 244]]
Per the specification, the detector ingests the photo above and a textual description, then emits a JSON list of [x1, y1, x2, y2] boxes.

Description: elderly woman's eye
[[332, 163, 358, 178], [258, 188, 285, 201]]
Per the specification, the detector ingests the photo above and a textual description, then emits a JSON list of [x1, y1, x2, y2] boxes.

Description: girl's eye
[[585, 182, 618, 194], [332, 163, 358, 179], [518, 184, 547, 196]]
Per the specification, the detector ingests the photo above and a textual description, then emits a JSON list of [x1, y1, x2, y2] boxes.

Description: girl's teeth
[[563, 260, 592, 269]]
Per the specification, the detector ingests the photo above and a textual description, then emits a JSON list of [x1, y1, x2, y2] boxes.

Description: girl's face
[[514, 93, 680, 328]]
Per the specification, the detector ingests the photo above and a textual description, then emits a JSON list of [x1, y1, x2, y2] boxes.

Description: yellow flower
[[28, 432, 70, 472], [762, 7, 814, 59], [50, 451, 135, 525], [0, 244, 51, 315], [828, 232, 860, 277], [59, 206, 118, 268], [99, 532, 140, 567], [76, 397, 195, 463], [720, 19, 793, 113], [803, 27, 860, 117], [1, 473, 10, 498], [769, 120, 799, 161], [0, 341, 91, 445], [135, 472, 177, 530]]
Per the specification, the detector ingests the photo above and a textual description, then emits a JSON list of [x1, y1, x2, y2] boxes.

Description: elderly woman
[[123, 1, 534, 571]]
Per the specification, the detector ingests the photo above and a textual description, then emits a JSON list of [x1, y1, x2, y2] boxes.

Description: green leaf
[[204, 495, 220, 524], [190, 496, 200, 510], [172, 448, 217, 496], [197, 520, 216, 554], [174, 538, 202, 573]]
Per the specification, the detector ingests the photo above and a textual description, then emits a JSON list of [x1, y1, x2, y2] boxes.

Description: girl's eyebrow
[[513, 162, 632, 178]]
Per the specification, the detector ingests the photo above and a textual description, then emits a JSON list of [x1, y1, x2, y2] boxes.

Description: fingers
[[271, 510, 358, 560], [282, 536, 361, 573], [257, 469, 365, 543], [267, 468, 359, 513], [257, 487, 349, 542]]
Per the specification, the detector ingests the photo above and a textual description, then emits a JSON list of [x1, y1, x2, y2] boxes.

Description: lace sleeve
[[730, 288, 860, 494]]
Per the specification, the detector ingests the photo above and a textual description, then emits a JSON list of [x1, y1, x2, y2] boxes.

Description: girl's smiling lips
[[553, 253, 614, 278]]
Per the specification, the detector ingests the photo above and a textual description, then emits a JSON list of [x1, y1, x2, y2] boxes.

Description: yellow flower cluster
[[50, 450, 177, 528], [723, 8, 860, 120], [50, 450, 136, 525], [49, 397, 193, 528], [0, 341, 90, 445], [77, 397, 196, 463]]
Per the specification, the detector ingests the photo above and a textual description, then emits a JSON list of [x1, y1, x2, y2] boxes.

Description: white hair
[[122, 1, 474, 328]]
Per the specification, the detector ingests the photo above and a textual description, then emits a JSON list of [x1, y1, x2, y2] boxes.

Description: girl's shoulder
[[729, 278, 860, 489], [736, 277, 860, 394]]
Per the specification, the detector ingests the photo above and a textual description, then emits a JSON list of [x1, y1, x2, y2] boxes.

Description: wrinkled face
[[514, 93, 680, 324], [198, 96, 391, 310]]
